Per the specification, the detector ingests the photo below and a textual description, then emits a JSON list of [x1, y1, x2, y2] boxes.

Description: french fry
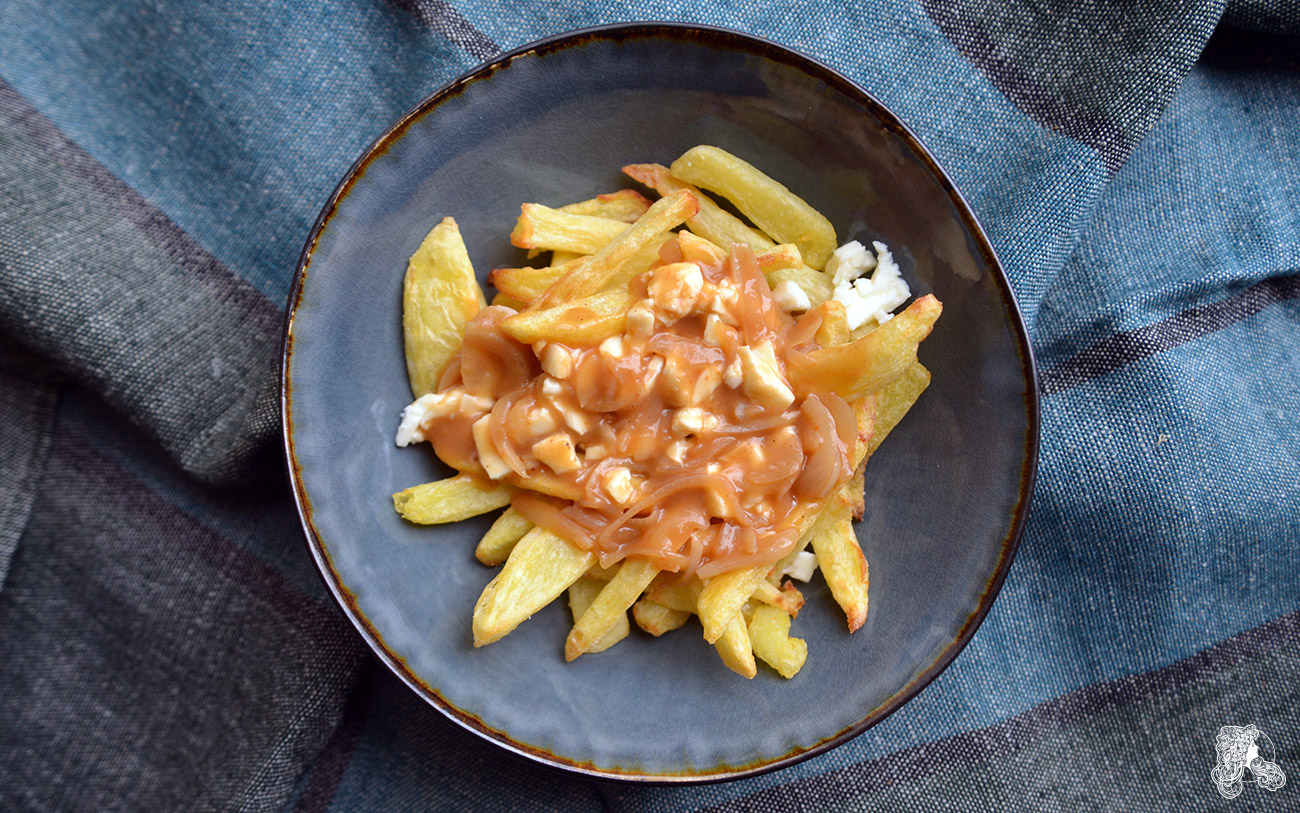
[[475, 507, 533, 565], [623, 163, 774, 252], [676, 230, 728, 266], [714, 612, 757, 678], [490, 291, 529, 310], [472, 527, 595, 646], [749, 603, 808, 678], [789, 295, 942, 402], [565, 557, 659, 660], [697, 565, 769, 644], [567, 577, 629, 653], [752, 579, 805, 617], [537, 189, 697, 306], [393, 474, 514, 525], [670, 146, 837, 270], [866, 362, 931, 458], [811, 511, 869, 632], [560, 189, 653, 222], [643, 576, 700, 614], [550, 250, 583, 265], [490, 233, 671, 304], [510, 204, 629, 254], [500, 287, 630, 345], [758, 244, 834, 306], [813, 299, 850, 347], [403, 217, 486, 396], [632, 598, 692, 636]]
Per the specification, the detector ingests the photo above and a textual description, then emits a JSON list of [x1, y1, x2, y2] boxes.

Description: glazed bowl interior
[[284, 23, 1037, 782]]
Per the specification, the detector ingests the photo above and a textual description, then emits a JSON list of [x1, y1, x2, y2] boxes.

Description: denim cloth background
[[1, 2, 1297, 811]]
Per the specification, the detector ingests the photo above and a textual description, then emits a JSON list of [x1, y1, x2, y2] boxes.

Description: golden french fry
[[560, 188, 653, 222], [867, 362, 931, 458], [538, 189, 697, 306], [748, 603, 808, 678], [850, 394, 878, 469], [403, 217, 486, 396], [752, 579, 805, 618], [490, 290, 529, 310], [623, 163, 774, 252], [550, 250, 583, 265], [472, 527, 595, 646], [501, 287, 630, 345], [714, 612, 757, 678], [811, 505, 869, 632], [567, 577, 629, 653], [632, 598, 691, 636], [697, 565, 769, 644], [490, 233, 670, 305], [813, 299, 850, 347], [758, 244, 834, 306], [393, 474, 514, 525], [475, 506, 533, 565], [510, 203, 628, 254], [565, 557, 659, 660], [676, 230, 727, 266], [670, 146, 837, 270], [643, 577, 699, 613], [789, 295, 941, 402]]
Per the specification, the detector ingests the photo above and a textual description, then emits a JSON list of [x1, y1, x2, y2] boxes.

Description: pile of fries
[[392, 146, 940, 679]]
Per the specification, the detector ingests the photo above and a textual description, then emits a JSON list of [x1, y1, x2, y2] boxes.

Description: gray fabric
[[0, 339, 58, 591], [0, 80, 281, 488]]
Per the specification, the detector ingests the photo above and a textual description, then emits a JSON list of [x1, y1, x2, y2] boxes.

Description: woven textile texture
[[1, 1, 1296, 810]]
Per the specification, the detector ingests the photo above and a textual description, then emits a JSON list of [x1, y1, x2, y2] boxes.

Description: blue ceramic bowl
[[283, 23, 1037, 782]]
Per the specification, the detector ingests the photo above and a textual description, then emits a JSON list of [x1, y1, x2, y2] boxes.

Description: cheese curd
[[829, 240, 911, 330]]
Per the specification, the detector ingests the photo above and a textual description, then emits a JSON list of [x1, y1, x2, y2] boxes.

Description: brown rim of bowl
[[280, 21, 1040, 785]]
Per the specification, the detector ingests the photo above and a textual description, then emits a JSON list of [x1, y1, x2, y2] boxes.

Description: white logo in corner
[[1211, 724, 1286, 799]]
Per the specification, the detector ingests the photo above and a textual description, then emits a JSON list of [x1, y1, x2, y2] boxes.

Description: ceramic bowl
[[282, 22, 1038, 782]]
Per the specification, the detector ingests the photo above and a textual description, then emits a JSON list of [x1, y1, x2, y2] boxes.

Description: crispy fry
[[510, 203, 628, 254], [623, 162, 775, 253], [565, 557, 659, 660], [752, 579, 805, 618], [643, 576, 699, 613], [490, 290, 529, 310], [472, 527, 595, 646], [758, 244, 834, 306], [501, 287, 630, 345], [403, 217, 486, 396], [490, 233, 670, 304], [676, 230, 728, 266], [632, 598, 692, 636], [670, 146, 837, 270], [813, 299, 850, 347], [567, 577, 629, 653], [749, 603, 809, 678], [789, 295, 941, 402], [393, 474, 514, 525], [714, 612, 757, 678], [560, 189, 653, 222], [697, 565, 769, 644], [811, 512, 869, 632], [537, 189, 697, 306], [475, 506, 533, 565]]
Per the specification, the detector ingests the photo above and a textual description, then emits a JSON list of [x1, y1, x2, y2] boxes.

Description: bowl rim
[[280, 20, 1040, 785]]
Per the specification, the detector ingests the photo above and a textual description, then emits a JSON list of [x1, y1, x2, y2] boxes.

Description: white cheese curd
[[825, 240, 877, 285], [830, 240, 910, 330], [737, 341, 795, 409], [770, 280, 811, 313], [780, 551, 819, 582], [394, 393, 439, 447]]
